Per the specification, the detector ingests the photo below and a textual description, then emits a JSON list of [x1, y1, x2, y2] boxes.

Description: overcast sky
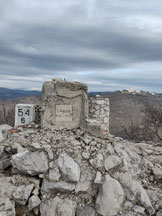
[[0, 0, 162, 92]]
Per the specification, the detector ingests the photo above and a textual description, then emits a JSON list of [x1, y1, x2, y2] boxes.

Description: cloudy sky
[[0, 0, 162, 92]]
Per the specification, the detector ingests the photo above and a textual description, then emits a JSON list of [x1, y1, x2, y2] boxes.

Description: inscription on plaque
[[56, 105, 73, 122]]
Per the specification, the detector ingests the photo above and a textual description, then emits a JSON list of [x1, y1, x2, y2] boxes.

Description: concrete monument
[[41, 78, 88, 130]]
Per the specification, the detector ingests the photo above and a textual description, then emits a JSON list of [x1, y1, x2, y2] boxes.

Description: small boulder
[[90, 153, 104, 169], [49, 167, 61, 182], [104, 155, 122, 171], [0, 124, 12, 143], [96, 174, 124, 216], [12, 184, 34, 205], [0, 197, 15, 216], [11, 151, 48, 176], [41, 179, 75, 193], [40, 196, 76, 216], [58, 153, 80, 182], [28, 195, 41, 211], [77, 206, 95, 216]]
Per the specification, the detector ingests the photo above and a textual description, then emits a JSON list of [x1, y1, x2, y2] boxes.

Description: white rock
[[49, 167, 61, 182], [0, 177, 14, 199], [133, 205, 145, 214], [118, 172, 155, 215], [90, 153, 104, 169], [152, 164, 162, 180], [40, 196, 76, 216], [75, 181, 91, 193], [31, 142, 41, 149], [94, 171, 102, 185], [104, 155, 122, 171], [157, 210, 162, 216], [82, 152, 90, 160], [96, 100, 104, 105], [96, 174, 124, 216], [0, 197, 15, 216], [44, 145, 53, 160], [0, 124, 12, 143], [11, 151, 48, 176], [58, 153, 80, 182], [136, 182, 155, 215], [0, 158, 11, 170], [77, 206, 95, 216], [12, 184, 34, 205], [41, 179, 75, 193], [28, 195, 41, 211]]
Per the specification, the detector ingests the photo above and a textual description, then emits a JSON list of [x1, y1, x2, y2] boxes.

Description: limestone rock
[[58, 153, 80, 182], [12, 184, 34, 205], [90, 153, 104, 169], [77, 206, 95, 216], [104, 155, 122, 171], [0, 176, 14, 199], [11, 151, 48, 175], [157, 210, 162, 216], [152, 164, 162, 180], [28, 195, 41, 211], [133, 205, 145, 214], [136, 181, 155, 215], [94, 171, 102, 185], [118, 172, 155, 215], [49, 167, 61, 182], [0, 124, 12, 143], [40, 196, 76, 216], [96, 174, 124, 216], [75, 181, 91, 193], [0, 197, 15, 216], [42, 179, 75, 193], [0, 158, 11, 170]]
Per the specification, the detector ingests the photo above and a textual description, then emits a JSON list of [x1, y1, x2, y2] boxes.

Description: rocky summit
[[0, 123, 162, 216], [1, 79, 162, 216]]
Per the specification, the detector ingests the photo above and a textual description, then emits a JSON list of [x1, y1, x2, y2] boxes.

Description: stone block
[[15, 104, 36, 127], [41, 78, 88, 130]]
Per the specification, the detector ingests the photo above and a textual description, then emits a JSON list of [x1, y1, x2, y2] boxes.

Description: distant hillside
[[0, 88, 41, 100]]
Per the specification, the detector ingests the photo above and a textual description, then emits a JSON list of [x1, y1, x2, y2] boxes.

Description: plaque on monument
[[56, 105, 73, 122], [15, 104, 36, 127]]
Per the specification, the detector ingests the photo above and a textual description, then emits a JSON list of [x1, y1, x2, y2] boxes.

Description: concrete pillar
[[41, 78, 88, 130], [89, 95, 109, 133]]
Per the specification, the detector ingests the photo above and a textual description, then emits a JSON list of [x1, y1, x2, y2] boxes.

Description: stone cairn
[[89, 95, 109, 133], [0, 78, 161, 216]]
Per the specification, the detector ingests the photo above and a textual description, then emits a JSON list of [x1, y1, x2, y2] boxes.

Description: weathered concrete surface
[[41, 78, 88, 130]]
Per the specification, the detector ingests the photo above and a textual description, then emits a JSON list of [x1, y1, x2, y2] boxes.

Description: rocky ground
[[0, 123, 162, 216]]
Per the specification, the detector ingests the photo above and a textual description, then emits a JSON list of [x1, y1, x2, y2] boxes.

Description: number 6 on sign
[[21, 118, 25, 123]]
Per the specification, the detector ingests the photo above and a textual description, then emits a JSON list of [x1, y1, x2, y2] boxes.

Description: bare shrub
[[124, 103, 162, 143]]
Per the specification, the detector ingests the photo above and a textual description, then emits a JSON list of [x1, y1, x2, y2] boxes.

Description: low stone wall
[[89, 95, 109, 133]]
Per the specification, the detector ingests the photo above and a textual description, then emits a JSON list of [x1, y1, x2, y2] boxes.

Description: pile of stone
[[0, 123, 162, 216], [1, 79, 162, 216], [89, 95, 109, 133]]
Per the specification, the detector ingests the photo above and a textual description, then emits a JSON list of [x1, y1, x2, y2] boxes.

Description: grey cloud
[[0, 0, 162, 92]]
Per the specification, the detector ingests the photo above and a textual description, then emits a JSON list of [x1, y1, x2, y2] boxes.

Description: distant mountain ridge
[[0, 88, 41, 100]]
